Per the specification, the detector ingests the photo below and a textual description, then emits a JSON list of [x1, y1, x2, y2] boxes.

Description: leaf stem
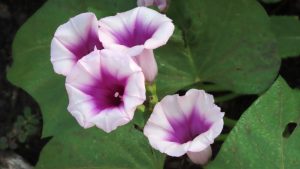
[[224, 116, 237, 128], [146, 82, 159, 114], [215, 134, 228, 142], [215, 93, 239, 103], [182, 81, 228, 92]]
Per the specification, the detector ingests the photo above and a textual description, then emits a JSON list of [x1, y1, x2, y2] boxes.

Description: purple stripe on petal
[[116, 18, 156, 47], [167, 109, 212, 144], [82, 69, 127, 114], [68, 29, 103, 61]]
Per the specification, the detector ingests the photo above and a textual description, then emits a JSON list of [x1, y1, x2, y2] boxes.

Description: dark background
[[0, 0, 299, 168]]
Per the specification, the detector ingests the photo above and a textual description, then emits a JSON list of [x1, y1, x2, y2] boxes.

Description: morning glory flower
[[137, 0, 168, 11], [144, 89, 224, 165], [99, 7, 174, 82], [65, 49, 146, 133], [51, 12, 103, 76]]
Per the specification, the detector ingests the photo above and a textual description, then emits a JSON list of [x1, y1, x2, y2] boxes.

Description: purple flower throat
[[68, 29, 103, 61], [83, 69, 127, 114], [167, 109, 212, 144], [116, 19, 156, 47]]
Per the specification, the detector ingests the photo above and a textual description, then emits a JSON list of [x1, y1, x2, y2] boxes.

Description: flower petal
[[144, 21, 174, 49], [155, 0, 168, 11], [144, 89, 224, 157], [137, 0, 154, 6], [137, 0, 168, 11], [51, 12, 103, 76], [132, 49, 158, 82], [65, 49, 145, 132], [99, 7, 174, 51], [187, 146, 212, 165], [99, 7, 173, 82]]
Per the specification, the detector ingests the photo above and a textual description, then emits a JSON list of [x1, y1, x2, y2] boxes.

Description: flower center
[[114, 92, 121, 98], [69, 30, 103, 61], [82, 70, 127, 113], [109, 88, 124, 107], [116, 19, 156, 47], [167, 109, 212, 144]]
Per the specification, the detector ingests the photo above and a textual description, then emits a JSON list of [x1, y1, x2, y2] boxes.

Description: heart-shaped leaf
[[155, 0, 280, 98], [207, 77, 300, 169], [7, 0, 164, 168], [270, 16, 300, 58]]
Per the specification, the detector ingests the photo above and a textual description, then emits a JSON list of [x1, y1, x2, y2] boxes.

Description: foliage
[[0, 107, 40, 150], [7, 0, 300, 168], [156, 0, 280, 98], [206, 77, 300, 169], [270, 16, 300, 58]]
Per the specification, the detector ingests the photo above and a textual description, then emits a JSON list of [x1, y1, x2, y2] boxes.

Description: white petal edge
[[187, 146, 212, 165], [51, 12, 99, 76], [132, 49, 158, 82], [144, 89, 224, 156], [65, 49, 146, 132]]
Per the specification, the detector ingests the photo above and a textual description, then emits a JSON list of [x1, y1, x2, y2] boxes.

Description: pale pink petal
[[144, 89, 224, 159], [155, 0, 168, 11], [144, 96, 191, 157], [51, 12, 103, 76], [132, 49, 158, 82], [65, 84, 95, 128], [137, 0, 154, 6], [124, 73, 146, 99], [99, 49, 142, 80], [123, 73, 146, 115], [99, 7, 174, 51], [98, 7, 174, 82], [65, 49, 145, 132], [163, 142, 191, 157], [90, 107, 131, 133], [144, 21, 174, 49], [137, 0, 168, 11], [51, 38, 77, 75], [187, 146, 212, 165]]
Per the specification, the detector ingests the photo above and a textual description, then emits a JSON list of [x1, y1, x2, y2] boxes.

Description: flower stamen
[[114, 92, 123, 99]]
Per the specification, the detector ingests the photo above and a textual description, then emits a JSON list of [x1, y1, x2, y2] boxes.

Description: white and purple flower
[[99, 7, 174, 82], [65, 49, 146, 133], [137, 0, 168, 12], [144, 89, 224, 165], [51, 12, 103, 76]]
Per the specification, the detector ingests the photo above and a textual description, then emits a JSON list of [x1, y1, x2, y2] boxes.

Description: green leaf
[[206, 77, 300, 169], [270, 16, 300, 58], [7, 0, 137, 137], [36, 123, 164, 169], [155, 0, 280, 98], [155, 30, 195, 98], [7, 0, 164, 168], [133, 105, 146, 128]]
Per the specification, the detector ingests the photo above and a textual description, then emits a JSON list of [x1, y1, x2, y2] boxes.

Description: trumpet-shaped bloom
[[99, 7, 174, 82], [144, 89, 224, 165], [51, 12, 103, 76], [65, 49, 146, 133], [137, 0, 168, 11]]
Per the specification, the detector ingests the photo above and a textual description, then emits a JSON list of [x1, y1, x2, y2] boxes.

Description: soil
[[0, 0, 299, 169], [0, 0, 47, 166]]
